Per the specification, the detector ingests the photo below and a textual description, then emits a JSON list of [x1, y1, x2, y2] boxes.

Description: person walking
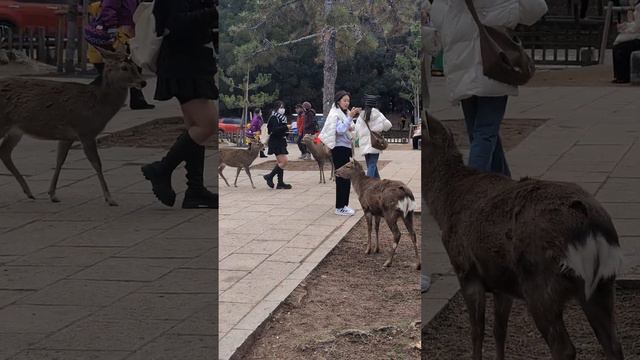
[[247, 108, 267, 158], [86, 0, 155, 110], [429, 0, 547, 177], [319, 90, 361, 216], [263, 101, 292, 189], [140, 0, 217, 209], [355, 95, 392, 178]]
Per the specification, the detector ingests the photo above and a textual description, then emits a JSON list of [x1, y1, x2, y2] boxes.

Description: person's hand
[[348, 107, 361, 118]]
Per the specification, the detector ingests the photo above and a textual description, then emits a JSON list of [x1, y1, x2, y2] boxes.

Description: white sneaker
[[343, 206, 355, 215], [335, 207, 354, 216]]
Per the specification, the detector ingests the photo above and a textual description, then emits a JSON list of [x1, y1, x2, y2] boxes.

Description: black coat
[[153, 0, 217, 79]]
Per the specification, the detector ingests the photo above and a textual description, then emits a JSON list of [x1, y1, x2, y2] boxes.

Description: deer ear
[[96, 46, 127, 62]]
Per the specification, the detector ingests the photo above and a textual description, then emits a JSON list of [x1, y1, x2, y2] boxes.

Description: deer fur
[[218, 140, 265, 189], [0, 48, 145, 206], [335, 159, 420, 270], [422, 115, 624, 360], [302, 133, 334, 184]]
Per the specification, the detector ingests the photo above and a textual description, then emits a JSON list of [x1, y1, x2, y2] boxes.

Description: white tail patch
[[560, 232, 623, 300], [396, 197, 417, 218]]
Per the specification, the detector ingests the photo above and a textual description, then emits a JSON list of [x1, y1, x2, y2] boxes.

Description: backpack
[[129, 1, 167, 73]]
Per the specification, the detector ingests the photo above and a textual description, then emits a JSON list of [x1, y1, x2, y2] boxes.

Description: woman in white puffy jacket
[[355, 95, 392, 178], [429, 0, 547, 177], [319, 90, 361, 216]]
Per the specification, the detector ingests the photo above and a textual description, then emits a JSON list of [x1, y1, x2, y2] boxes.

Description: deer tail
[[396, 186, 416, 218]]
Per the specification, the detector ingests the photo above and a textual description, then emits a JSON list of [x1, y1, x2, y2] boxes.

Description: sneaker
[[343, 206, 355, 215], [335, 207, 354, 216], [298, 154, 306, 160]]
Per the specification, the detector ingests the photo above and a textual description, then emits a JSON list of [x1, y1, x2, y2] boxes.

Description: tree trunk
[[65, 0, 78, 73], [322, 27, 337, 116], [240, 65, 250, 146]]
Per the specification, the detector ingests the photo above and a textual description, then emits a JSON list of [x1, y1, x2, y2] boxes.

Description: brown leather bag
[[464, 0, 535, 86], [363, 113, 388, 151]]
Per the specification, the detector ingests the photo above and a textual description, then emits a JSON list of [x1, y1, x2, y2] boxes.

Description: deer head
[[96, 47, 146, 90], [422, 114, 463, 167], [335, 159, 364, 179], [248, 139, 264, 152]]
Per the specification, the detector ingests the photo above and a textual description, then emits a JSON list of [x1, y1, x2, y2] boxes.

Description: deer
[[0, 47, 146, 206], [218, 140, 265, 189], [422, 115, 624, 360], [302, 133, 334, 184], [335, 159, 420, 270]]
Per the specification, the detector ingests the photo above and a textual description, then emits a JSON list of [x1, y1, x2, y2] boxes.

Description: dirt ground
[[97, 117, 217, 149], [240, 214, 422, 360], [250, 159, 390, 172], [422, 286, 640, 359], [526, 64, 634, 87]]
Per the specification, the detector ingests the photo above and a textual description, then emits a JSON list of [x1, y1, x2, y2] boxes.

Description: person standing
[[355, 95, 392, 178], [263, 101, 292, 189], [319, 91, 360, 216], [294, 104, 309, 160], [247, 108, 267, 158], [140, 0, 217, 209], [429, 0, 547, 177], [612, 0, 640, 83]]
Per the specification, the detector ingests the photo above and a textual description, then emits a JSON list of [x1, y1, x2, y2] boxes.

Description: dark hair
[[272, 100, 285, 114], [253, 108, 261, 115], [363, 94, 379, 123], [295, 104, 303, 109], [334, 90, 351, 107]]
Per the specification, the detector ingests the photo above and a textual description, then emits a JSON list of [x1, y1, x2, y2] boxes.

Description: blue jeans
[[364, 153, 380, 178], [461, 95, 511, 177]]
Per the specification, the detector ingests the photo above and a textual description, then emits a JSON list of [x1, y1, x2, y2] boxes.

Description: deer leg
[[48, 140, 74, 203], [330, 159, 335, 181], [401, 213, 420, 270], [218, 164, 230, 187], [0, 130, 34, 199], [233, 167, 241, 187], [579, 279, 624, 360], [461, 279, 486, 360], [382, 215, 401, 268], [79, 138, 117, 206], [494, 292, 514, 360], [373, 216, 381, 253], [244, 167, 256, 189], [318, 162, 324, 184], [364, 212, 373, 254], [526, 294, 576, 360]]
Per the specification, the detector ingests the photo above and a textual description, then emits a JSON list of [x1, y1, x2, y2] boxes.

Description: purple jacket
[[99, 0, 138, 28], [246, 115, 263, 138]]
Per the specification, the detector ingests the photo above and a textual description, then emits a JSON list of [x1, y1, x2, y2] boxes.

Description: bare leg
[[364, 212, 373, 254], [48, 140, 73, 203], [244, 166, 255, 189], [461, 279, 486, 360], [80, 138, 117, 206], [218, 164, 230, 187], [579, 279, 624, 360], [180, 99, 216, 145], [402, 213, 420, 270], [383, 215, 401, 267], [0, 130, 33, 199], [494, 292, 514, 360], [233, 167, 241, 187], [374, 216, 381, 253]]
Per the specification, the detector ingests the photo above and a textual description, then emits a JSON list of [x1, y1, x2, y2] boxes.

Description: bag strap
[[463, 0, 484, 29]]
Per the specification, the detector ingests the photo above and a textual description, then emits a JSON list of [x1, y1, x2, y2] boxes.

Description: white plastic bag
[[129, 1, 167, 73]]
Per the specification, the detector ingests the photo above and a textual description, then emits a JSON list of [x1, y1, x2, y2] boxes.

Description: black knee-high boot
[[276, 167, 291, 189], [182, 140, 217, 209], [263, 165, 279, 189]]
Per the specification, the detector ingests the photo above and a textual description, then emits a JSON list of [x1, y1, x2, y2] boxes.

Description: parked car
[[218, 117, 243, 133], [314, 113, 325, 131], [0, 0, 70, 35]]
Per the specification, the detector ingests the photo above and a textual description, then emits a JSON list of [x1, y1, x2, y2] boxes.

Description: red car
[[218, 117, 243, 134], [0, 0, 72, 35]]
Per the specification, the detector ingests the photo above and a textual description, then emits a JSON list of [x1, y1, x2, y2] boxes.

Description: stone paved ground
[[218, 144, 421, 359], [0, 78, 219, 359], [422, 76, 640, 326]]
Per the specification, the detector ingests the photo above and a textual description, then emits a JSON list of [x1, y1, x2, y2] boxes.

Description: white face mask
[[277, 108, 286, 115]]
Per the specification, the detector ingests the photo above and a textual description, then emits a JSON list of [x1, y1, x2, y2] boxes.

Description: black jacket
[[153, 0, 217, 78], [303, 109, 317, 134], [267, 112, 289, 140]]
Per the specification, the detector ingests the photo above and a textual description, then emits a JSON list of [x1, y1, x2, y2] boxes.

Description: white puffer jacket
[[430, 0, 548, 104], [355, 108, 392, 155], [319, 105, 354, 149]]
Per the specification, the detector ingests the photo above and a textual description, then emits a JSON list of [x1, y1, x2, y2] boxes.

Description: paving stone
[[140, 269, 217, 294], [218, 254, 267, 271], [0, 333, 48, 360], [611, 143, 640, 178], [614, 219, 640, 237], [183, 249, 216, 269], [0, 221, 100, 255], [596, 178, 640, 203], [219, 330, 252, 360], [267, 247, 313, 263], [218, 302, 253, 335], [9, 247, 120, 267], [286, 235, 327, 249], [219, 270, 247, 292], [57, 228, 162, 247], [0, 289, 31, 308], [94, 293, 212, 321], [234, 300, 280, 331], [286, 262, 320, 281], [603, 203, 640, 219], [125, 335, 216, 360], [0, 304, 95, 332], [236, 240, 287, 255], [219, 262, 298, 304], [0, 214, 42, 231], [0, 266, 82, 290], [35, 318, 177, 351], [9, 350, 130, 360], [18, 280, 141, 307], [169, 307, 217, 336], [116, 237, 214, 259], [70, 258, 186, 282]]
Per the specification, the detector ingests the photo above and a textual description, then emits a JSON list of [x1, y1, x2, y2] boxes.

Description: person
[[87, 0, 155, 110], [247, 108, 267, 158], [140, 0, 217, 209], [612, 0, 640, 83], [429, 0, 547, 177], [302, 101, 317, 138], [400, 112, 407, 129], [263, 101, 292, 189], [294, 104, 310, 160], [355, 95, 392, 178], [319, 90, 361, 216]]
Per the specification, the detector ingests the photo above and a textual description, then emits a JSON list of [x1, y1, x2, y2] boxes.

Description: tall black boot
[[141, 131, 191, 206], [182, 139, 218, 209], [130, 87, 155, 110], [263, 165, 279, 189], [276, 167, 292, 189]]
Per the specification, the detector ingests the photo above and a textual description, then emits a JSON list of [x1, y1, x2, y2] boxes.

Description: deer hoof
[[373, 247, 380, 253], [50, 196, 60, 203], [106, 198, 119, 206], [415, 263, 421, 271], [365, 247, 371, 255], [383, 260, 392, 267]]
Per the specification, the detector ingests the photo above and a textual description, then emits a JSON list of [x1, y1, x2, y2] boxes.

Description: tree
[[392, 23, 421, 124], [219, 70, 278, 123]]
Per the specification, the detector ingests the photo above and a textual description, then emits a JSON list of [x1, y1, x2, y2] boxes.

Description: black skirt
[[154, 77, 218, 104], [268, 137, 288, 155]]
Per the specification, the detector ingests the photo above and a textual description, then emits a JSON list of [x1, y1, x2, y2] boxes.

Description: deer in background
[[0, 48, 146, 206], [302, 133, 334, 184], [218, 140, 264, 189], [422, 115, 624, 359], [335, 160, 420, 270]]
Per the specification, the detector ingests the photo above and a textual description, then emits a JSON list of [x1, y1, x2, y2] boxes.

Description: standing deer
[[302, 133, 334, 183], [422, 115, 624, 359], [218, 140, 264, 189], [335, 159, 420, 270], [0, 48, 146, 206]]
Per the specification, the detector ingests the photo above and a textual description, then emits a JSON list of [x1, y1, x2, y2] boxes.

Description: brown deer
[[302, 133, 333, 184], [0, 48, 145, 206], [335, 159, 420, 270], [218, 140, 264, 189], [422, 115, 624, 359]]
